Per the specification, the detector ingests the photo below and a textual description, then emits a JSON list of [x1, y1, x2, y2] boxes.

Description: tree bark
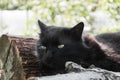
[[9, 35, 40, 78], [0, 35, 26, 80], [0, 35, 39, 80]]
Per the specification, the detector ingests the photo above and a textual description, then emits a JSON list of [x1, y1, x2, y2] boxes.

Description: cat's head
[[37, 20, 90, 75], [36, 20, 115, 75]]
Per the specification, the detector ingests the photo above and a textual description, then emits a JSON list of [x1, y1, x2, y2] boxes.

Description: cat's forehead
[[44, 27, 69, 37], [41, 27, 73, 43]]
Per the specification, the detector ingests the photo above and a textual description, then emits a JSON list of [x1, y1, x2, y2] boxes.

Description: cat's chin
[[39, 62, 65, 75], [40, 67, 66, 76]]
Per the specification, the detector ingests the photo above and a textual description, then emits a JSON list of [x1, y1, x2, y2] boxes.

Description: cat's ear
[[70, 22, 84, 38], [38, 20, 47, 32]]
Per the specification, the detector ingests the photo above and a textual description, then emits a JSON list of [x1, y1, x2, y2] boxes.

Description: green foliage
[[0, 0, 120, 35]]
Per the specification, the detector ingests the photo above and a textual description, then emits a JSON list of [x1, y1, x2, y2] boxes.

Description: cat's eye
[[58, 44, 64, 49], [40, 46, 47, 50]]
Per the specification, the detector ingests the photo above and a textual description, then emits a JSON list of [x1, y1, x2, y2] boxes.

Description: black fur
[[36, 20, 120, 75]]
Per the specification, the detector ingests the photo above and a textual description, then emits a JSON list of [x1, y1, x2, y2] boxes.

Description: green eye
[[40, 46, 47, 49], [58, 44, 64, 49]]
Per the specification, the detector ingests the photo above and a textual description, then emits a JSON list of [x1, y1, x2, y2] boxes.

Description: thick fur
[[36, 20, 120, 75]]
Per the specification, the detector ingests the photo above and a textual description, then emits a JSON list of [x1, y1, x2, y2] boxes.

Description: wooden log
[[0, 34, 42, 79], [8, 35, 40, 78], [0, 35, 26, 80]]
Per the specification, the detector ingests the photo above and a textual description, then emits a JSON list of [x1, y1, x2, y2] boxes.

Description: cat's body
[[36, 20, 120, 75], [96, 32, 120, 54]]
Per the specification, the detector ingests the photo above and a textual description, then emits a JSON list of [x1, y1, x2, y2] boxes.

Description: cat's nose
[[47, 49, 56, 54], [51, 51, 55, 55], [46, 50, 54, 58]]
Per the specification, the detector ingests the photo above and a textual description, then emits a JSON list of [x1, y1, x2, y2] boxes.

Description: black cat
[[36, 20, 120, 75]]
